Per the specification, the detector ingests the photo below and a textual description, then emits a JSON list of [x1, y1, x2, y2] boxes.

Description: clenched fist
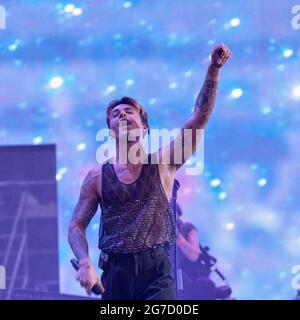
[[211, 43, 232, 68]]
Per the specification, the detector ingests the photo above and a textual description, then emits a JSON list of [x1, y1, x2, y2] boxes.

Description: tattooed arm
[[194, 43, 231, 126], [68, 170, 99, 261], [159, 43, 232, 170], [193, 65, 219, 128], [68, 168, 105, 294]]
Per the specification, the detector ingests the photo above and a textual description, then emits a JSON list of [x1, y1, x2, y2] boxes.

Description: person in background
[[176, 204, 218, 300]]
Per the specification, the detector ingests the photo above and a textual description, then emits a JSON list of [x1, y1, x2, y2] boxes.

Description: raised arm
[[161, 44, 232, 169], [68, 169, 105, 294], [192, 43, 232, 128]]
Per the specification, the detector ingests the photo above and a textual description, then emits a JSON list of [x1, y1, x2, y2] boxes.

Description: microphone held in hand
[[70, 259, 102, 295]]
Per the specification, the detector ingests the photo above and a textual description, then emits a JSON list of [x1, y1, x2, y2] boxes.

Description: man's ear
[[142, 123, 148, 138], [109, 129, 116, 140], [143, 123, 147, 130]]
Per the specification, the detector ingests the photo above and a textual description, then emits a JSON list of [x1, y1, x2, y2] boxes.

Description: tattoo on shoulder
[[81, 171, 97, 196], [72, 172, 100, 229]]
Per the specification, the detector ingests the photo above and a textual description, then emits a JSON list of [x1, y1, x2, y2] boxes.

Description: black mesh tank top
[[98, 155, 176, 254]]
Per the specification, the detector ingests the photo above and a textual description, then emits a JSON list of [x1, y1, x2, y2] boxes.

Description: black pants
[[101, 246, 176, 300]]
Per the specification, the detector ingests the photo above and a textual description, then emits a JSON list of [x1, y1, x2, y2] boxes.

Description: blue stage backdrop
[[0, 0, 299, 299]]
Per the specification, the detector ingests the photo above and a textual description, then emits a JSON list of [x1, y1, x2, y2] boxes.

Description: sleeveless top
[[98, 155, 176, 254]]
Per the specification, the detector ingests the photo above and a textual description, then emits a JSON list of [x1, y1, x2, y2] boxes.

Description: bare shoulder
[[76, 165, 101, 200], [87, 164, 102, 198], [89, 165, 102, 179]]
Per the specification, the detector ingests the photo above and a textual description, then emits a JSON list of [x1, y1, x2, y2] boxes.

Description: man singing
[[68, 44, 231, 300]]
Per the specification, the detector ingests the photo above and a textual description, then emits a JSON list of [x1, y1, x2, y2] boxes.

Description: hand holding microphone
[[71, 258, 105, 295]]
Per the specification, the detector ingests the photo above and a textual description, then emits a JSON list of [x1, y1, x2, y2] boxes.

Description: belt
[[108, 244, 168, 258]]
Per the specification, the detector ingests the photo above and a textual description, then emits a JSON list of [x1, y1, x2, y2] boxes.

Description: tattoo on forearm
[[195, 79, 218, 124], [68, 173, 99, 260], [68, 225, 89, 261]]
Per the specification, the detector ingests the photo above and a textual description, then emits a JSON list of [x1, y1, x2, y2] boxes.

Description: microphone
[[70, 259, 102, 295]]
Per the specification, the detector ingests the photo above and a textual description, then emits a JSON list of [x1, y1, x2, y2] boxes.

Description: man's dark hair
[[106, 96, 149, 131]]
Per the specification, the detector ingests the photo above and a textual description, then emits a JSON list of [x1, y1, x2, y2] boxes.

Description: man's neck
[[115, 140, 147, 165]]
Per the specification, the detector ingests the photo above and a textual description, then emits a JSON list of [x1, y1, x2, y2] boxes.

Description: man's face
[[109, 103, 147, 140]]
